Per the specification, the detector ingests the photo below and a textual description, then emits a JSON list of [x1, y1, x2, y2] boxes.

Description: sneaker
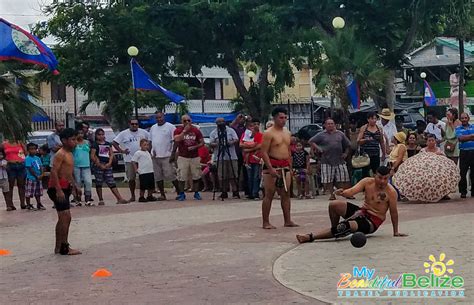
[[98, 201, 105, 206], [37, 204, 46, 210], [138, 197, 148, 202], [6, 206, 16, 211], [193, 192, 202, 200], [232, 192, 240, 199], [85, 201, 95, 206], [177, 193, 186, 201], [75, 201, 83, 207]]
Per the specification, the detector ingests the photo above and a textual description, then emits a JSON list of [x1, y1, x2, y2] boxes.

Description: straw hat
[[378, 108, 395, 120], [394, 131, 407, 144]]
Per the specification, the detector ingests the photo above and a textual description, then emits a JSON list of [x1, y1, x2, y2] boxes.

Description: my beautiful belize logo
[[337, 253, 465, 298]]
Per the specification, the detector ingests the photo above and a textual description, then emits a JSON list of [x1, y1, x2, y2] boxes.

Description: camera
[[217, 121, 227, 131]]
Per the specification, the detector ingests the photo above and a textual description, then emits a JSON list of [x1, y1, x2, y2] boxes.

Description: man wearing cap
[[377, 108, 397, 161]]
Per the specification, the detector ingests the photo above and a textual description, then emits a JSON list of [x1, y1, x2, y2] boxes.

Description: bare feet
[[262, 223, 277, 229], [284, 221, 299, 227], [67, 248, 82, 255], [116, 199, 129, 204], [296, 234, 313, 244]]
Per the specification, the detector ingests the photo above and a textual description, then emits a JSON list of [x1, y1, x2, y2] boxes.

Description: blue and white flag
[[0, 18, 58, 74], [423, 80, 437, 106], [130, 58, 184, 104]]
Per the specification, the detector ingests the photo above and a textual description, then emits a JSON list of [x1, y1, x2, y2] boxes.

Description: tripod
[[212, 126, 238, 201]]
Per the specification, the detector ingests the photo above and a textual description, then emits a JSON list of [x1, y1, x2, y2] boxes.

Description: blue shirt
[[456, 124, 474, 151], [25, 155, 42, 181], [73, 141, 91, 168]]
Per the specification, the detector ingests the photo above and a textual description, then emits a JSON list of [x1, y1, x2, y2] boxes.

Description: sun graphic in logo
[[424, 253, 454, 276]]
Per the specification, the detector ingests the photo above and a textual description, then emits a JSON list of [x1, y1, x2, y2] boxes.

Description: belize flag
[[130, 58, 184, 104], [346, 73, 360, 110], [423, 80, 437, 106], [0, 18, 58, 74]]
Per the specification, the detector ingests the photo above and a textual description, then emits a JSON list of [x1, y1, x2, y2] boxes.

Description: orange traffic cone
[[92, 268, 112, 278], [0, 249, 11, 256]]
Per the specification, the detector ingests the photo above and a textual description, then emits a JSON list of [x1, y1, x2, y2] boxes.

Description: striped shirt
[[360, 125, 382, 157], [455, 124, 474, 151]]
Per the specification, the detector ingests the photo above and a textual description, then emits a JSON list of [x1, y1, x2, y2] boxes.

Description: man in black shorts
[[296, 166, 407, 243], [47, 128, 81, 255]]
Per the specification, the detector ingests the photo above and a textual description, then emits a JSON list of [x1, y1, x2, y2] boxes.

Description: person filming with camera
[[210, 118, 240, 200]]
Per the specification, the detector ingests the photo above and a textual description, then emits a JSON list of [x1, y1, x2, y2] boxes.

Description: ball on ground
[[350, 232, 367, 248]]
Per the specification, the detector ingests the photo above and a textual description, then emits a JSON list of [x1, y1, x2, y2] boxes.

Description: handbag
[[352, 149, 370, 169], [445, 141, 456, 153]]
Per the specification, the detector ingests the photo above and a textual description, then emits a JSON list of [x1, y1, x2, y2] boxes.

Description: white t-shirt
[[149, 122, 176, 158], [131, 150, 154, 174], [425, 121, 446, 141], [113, 128, 150, 162]]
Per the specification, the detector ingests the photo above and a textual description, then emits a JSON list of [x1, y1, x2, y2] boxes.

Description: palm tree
[[0, 69, 41, 141], [313, 27, 388, 124]]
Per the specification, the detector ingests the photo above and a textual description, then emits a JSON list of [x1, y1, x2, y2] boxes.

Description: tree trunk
[[225, 58, 253, 107], [258, 64, 269, 121], [459, 38, 465, 114], [384, 70, 395, 110]]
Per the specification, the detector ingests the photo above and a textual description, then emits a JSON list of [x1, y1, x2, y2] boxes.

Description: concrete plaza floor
[[0, 189, 473, 304]]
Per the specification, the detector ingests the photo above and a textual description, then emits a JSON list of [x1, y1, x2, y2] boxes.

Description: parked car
[[197, 123, 217, 145], [294, 124, 323, 141], [27, 130, 54, 147], [395, 112, 425, 131]]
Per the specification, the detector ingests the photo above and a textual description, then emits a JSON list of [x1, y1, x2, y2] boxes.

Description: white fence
[[32, 101, 68, 131]]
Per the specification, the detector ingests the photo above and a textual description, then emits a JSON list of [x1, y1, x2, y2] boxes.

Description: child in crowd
[[25, 143, 45, 210], [91, 128, 128, 205], [0, 149, 14, 211], [39, 144, 50, 190], [73, 130, 93, 206], [292, 141, 311, 199], [131, 139, 157, 202], [198, 145, 213, 192]]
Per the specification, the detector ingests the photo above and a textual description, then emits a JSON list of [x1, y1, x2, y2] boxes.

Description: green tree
[[314, 28, 388, 125], [0, 64, 41, 141], [35, 1, 181, 129]]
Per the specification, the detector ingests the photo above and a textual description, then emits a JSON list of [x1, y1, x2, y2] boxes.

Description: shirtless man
[[261, 106, 298, 229], [47, 128, 82, 255], [296, 166, 407, 243]]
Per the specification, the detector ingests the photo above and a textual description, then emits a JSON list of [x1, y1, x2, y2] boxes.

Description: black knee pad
[[331, 220, 352, 238]]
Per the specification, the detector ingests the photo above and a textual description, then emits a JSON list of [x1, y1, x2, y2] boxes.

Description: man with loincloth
[[260, 106, 298, 229], [296, 166, 407, 243], [47, 128, 82, 255]]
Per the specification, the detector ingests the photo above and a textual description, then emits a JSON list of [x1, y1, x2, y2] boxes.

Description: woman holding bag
[[357, 112, 386, 178], [444, 108, 461, 164]]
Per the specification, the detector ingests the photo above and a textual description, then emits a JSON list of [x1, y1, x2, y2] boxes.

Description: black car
[[294, 124, 323, 141]]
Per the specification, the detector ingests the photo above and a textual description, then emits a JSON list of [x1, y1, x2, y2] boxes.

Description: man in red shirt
[[240, 118, 263, 199], [173, 115, 204, 201]]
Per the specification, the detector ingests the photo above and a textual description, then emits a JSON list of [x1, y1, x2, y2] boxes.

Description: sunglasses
[[130, 123, 139, 126], [183, 120, 191, 122]]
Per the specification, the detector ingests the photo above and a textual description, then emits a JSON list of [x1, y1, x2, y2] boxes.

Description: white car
[[27, 130, 54, 147]]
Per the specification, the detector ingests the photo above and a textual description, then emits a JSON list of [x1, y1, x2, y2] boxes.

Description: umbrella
[[393, 152, 460, 202]]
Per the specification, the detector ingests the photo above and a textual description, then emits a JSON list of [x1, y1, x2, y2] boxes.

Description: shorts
[[320, 163, 350, 184], [153, 157, 176, 181], [25, 179, 43, 197], [344, 202, 383, 234], [0, 178, 9, 193], [177, 156, 201, 181], [6, 162, 26, 179], [216, 160, 238, 180], [139, 173, 155, 191], [125, 162, 137, 181], [47, 187, 72, 212], [94, 166, 116, 188]]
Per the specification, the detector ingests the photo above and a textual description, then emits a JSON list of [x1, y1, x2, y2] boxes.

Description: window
[[435, 45, 444, 55], [51, 80, 66, 102]]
